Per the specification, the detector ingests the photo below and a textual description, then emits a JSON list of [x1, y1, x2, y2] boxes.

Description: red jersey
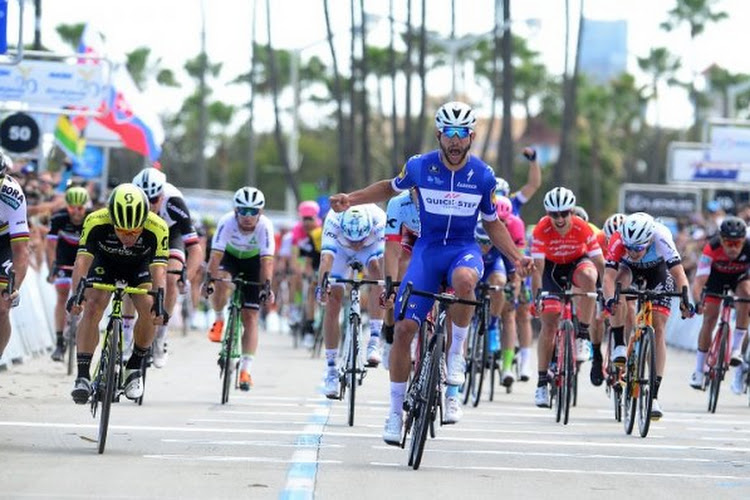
[[531, 215, 602, 264]]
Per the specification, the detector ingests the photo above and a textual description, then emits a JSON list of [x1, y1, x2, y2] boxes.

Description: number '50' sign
[[0, 113, 41, 154]]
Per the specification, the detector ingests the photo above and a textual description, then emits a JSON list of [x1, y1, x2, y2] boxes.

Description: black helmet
[[719, 216, 746, 239]]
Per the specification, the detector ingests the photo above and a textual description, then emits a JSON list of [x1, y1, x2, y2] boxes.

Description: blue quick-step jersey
[[392, 150, 497, 245]]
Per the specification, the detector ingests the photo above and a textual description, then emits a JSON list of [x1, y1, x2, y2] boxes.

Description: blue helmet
[[341, 206, 372, 242]]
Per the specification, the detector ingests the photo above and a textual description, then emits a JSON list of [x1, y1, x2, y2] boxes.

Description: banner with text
[[619, 183, 702, 218]]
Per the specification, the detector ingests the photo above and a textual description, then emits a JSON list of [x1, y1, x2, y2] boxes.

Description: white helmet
[[495, 177, 510, 197], [620, 212, 655, 248], [543, 187, 576, 213], [602, 213, 625, 239], [340, 206, 372, 242], [233, 186, 265, 210], [0, 150, 13, 176], [132, 167, 166, 199], [435, 101, 476, 130]]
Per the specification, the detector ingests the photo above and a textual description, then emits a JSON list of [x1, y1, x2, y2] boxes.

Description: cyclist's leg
[[151, 250, 184, 367], [608, 266, 633, 364], [51, 277, 71, 360], [207, 254, 235, 340], [648, 268, 676, 409], [364, 254, 385, 365], [516, 279, 534, 381], [732, 277, 750, 359], [71, 286, 111, 403], [693, 298, 719, 386], [571, 258, 598, 359]]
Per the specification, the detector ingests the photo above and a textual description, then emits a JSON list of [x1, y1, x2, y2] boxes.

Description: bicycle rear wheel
[[461, 319, 478, 405], [410, 335, 440, 470], [97, 321, 120, 454], [623, 343, 637, 435], [637, 327, 656, 437], [554, 335, 564, 423], [471, 322, 488, 407], [562, 322, 575, 425], [707, 324, 728, 414], [346, 316, 360, 427], [220, 307, 238, 405]]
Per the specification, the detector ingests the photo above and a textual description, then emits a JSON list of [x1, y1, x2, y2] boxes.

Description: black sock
[[537, 371, 549, 387], [382, 323, 394, 344], [56, 331, 64, 346], [611, 326, 625, 346], [577, 322, 590, 340], [304, 319, 314, 334], [76, 353, 93, 380], [126, 345, 150, 369], [654, 376, 663, 399]]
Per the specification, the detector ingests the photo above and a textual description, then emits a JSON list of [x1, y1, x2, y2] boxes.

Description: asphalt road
[[1, 316, 749, 499]]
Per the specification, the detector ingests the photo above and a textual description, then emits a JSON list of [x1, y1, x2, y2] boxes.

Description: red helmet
[[298, 200, 320, 218], [496, 196, 513, 220]]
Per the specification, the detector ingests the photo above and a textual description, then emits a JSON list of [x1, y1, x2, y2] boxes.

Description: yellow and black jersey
[[78, 208, 169, 266]]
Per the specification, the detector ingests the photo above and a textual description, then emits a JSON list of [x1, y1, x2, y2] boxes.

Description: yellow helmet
[[65, 186, 89, 207], [108, 183, 149, 230]]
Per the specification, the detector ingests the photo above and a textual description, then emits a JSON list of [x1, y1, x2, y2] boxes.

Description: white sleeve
[[259, 217, 275, 257]]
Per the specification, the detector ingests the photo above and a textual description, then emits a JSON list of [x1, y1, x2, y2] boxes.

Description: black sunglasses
[[549, 210, 571, 219]]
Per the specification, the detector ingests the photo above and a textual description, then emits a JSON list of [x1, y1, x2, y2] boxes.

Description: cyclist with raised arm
[[530, 187, 605, 408], [602, 212, 694, 419], [132, 167, 203, 368], [203, 187, 275, 391], [329, 101, 531, 443], [69, 184, 168, 404], [46, 186, 91, 362], [0, 151, 29, 361], [689, 216, 750, 394]]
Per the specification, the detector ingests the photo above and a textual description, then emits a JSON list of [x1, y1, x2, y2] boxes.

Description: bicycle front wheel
[[346, 316, 360, 427], [637, 327, 656, 437], [66, 316, 78, 377], [562, 321, 575, 425], [410, 335, 440, 470], [707, 323, 728, 414], [221, 307, 238, 405], [97, 320, 120, 454], [471, 322, 488, 407]]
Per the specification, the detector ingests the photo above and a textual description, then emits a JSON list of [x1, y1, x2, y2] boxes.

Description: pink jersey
[[505, 214, 526, 248], [291, 220, 321, 245]]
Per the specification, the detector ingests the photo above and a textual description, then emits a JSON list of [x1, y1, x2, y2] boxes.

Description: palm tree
[[497, 0, 514, 180]]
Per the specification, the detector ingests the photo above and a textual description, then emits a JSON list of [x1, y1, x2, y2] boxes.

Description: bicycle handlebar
[[397, 281, 481, 321], [613, 282, 689, 305]]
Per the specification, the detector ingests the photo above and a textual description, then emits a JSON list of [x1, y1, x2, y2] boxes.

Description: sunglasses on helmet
[[441, 126, 471, 139], [236, 207, 260, 217]]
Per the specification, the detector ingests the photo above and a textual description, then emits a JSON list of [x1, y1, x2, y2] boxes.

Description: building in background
[[579, 18, 628, 84]]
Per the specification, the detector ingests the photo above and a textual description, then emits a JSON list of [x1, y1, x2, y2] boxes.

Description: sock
[[502, 349, 514, 371], [592, 343, 602, 361], [732, 329, 747, 351], [123, 315, 135, 346], [520, 347, 531, 364], [449, 322, 468, 357], [369, 319, 383, 338], [325, 349, 337, 370], [611, 326, 625, 346], [445, 384, 459, 398], [537, 371, 549, 387], [76, 353, 93, 380], [654, 376, 663, 399], [389, 381, 407, 415], [56, 331, 64, 346], [382, 323, 394, 344], [156, 324, 168, 340], [489, 315, 499, 331], [126, 344, 150, 369], [577, 322, 590, 340], [215, 310, 225, 323], [695, 350, 707, 374], [240, 354, 254, 372], [304, 319, 314, 334]]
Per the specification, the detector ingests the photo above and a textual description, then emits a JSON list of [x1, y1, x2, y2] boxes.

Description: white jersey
[[321, 203, 386, 255], [0, 175, 29, 241], [278, 231, 294, 258], [211, 212, 275, 259]]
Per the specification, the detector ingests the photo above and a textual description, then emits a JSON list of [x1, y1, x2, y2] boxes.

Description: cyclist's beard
[[440, 142, 471, 167]]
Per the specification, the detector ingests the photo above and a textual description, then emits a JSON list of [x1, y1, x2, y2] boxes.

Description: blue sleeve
[[392, 156, 419, 192], [478, 166, 498, 220]]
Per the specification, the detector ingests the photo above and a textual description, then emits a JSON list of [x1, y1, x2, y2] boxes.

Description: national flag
[[53, 115, 86, 159]]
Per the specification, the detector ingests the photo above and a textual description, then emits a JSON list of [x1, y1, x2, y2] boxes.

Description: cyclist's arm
[[70, 252, 93, 293], [206, 249, 224, 277], [45, 235, 57, 276], [318, 252, 334, 288], [692, 273, 709, 304], [668, 262, 691, 297], [531, 258, 544, 298], [185, 241, 205, 283], [517, 153, 542, 201], [592, 253, 606, 283], [602, 265, 618, 299], [330, 179, 396, 212], [384, 239, 401, 283], [149, 261, 167, 291], [10, 239, 29, 290], [260, 256, 274, 286]]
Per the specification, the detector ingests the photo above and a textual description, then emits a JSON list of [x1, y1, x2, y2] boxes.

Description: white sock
[[520, 347, 531, 363], [369, 319, 383, 338], [389, 382, 407, 415], [325, 349, 338, 370], [695, 350, 706, 374], [215, 311, 225, 322], [241, 354, 254, 372], [449, 322, 468, 357], [732, 329, 746, 352]]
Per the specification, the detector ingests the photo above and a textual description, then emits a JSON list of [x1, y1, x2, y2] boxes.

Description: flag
[[53, 115, 86, 159], [77, 23, 164, 161]]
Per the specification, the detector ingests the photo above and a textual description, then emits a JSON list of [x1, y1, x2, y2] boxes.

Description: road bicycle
[[538, 281, 599, 425], [71, 279, 164, 453], [602, 317, 623, 422], [700, 288, 750, 413], [614, 283, 687, 438], [462, 281, 502, 407], [205, 273, 270, 404], [398, 282, 480, 470], [322, 262, 384, 426]]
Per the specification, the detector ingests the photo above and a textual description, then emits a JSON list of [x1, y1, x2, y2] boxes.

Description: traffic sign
[[0, 112, 40, 153]]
